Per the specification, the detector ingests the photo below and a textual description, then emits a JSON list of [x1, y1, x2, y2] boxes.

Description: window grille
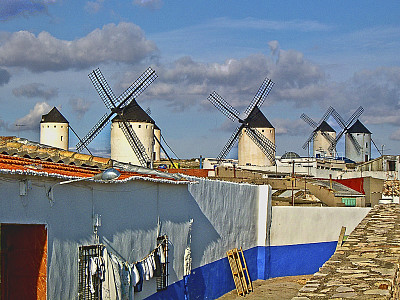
[[156, 235, 169, 291], [78, 244, 104, 300]]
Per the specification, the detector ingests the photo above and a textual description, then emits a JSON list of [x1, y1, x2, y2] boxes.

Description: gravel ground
[[216, 275, 313, 300]]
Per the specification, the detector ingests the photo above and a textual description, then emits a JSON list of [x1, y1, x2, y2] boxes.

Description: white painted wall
[[0, 173, 266, 299], [269, 206, 371, 246]]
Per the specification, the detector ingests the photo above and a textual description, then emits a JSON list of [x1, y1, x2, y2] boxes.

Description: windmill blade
[[208, 91, 241, 122], [348, 133, 362, 154], [330, 128, 346, 152], [321, 131, 336, 145], [153, 134, 177, 169], [371, 138, 382, 156], [301, 113, 318, 128], [89, 68, 117, 109], [217, 125, 244, 160], [117, 67, 158, 108], [345, 106, 364, 127], [70, 125, 93, 155], [302, 131, 317, 150], [331, 109, 346, 129], [77, 112, 113, 152], [317, 106, 334, 126], [245, 127, 276, 164], [119, 121, 151, 167], [243, 78, 274, 119]]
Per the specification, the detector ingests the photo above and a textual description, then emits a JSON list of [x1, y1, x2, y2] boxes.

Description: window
[[54, 125, 56, 128], [138, 125, 141, 128], [47, 125, 49, 128], [61, 126, 63, 128], [61, 136, 63, 141], [366, 143, 368, 148]]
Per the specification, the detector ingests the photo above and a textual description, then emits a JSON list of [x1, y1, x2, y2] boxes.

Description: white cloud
[[12, 83, 58, 100], [14, 102, 51, 131], [0, 22, 158, 72], [85, 0, 104, 13], [133, 0, 162, 10], [69, 97, 92, 119]]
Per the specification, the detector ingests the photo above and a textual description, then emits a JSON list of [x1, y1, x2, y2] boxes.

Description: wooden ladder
[[226, 247, 253, 296]]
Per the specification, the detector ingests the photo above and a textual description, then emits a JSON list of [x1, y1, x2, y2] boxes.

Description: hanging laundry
[[131, 263, 140, 286], [120, 262, 131, 300], [102, 248, 118, 300], [146, 256, 153, 279], [154, 249, 162, 277], [134, 262, 144, 292], [159, 244, 166, 264]]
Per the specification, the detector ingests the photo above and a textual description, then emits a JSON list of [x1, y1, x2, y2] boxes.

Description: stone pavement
[[293, 204, 400, 299]]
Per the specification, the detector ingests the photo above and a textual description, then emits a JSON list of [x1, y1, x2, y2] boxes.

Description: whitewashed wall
[[0, 174, 266, 299], [270, 206, 371, 246]]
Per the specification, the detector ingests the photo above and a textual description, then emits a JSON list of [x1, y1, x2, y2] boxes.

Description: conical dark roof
[[247, 106, 274, 128], [112, 100, 155, 124], [314, 121, 335, 133], [41, 107, 68, 123], [347, 120, 371, 134]]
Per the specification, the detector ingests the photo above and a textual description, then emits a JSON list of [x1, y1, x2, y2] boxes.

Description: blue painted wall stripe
[[145, 241, 337, 299]]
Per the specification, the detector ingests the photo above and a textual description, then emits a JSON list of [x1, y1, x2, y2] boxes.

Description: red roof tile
[[0, 154, 190, 184]]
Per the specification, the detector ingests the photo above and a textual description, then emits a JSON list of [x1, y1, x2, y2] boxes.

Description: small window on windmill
[[47, 125, 49, 128], [138, 125, 141, 128], [366, 143, 368, 148], [262, 129, 264, 132], [61, 136, 63, 141], [54, 125, 56, 128], [61, 126, 63, 128]]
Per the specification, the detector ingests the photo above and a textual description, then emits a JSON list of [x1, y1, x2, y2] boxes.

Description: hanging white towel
[[159, 245, 166, 264], [146, 257, 153, 279]]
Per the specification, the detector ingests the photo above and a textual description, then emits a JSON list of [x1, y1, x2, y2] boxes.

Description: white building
[[40, 107, 69, 150]]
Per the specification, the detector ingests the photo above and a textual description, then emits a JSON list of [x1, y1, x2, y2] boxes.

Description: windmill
[[301, 107, 336, 158], [76, 67, 157, 168], [208, 77, 276, 166], [331, 107, 378, 162]]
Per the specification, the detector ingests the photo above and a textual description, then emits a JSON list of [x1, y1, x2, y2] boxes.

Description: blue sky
[[0, 0, 400, 159]]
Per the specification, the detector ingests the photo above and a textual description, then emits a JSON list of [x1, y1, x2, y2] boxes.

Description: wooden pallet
[[226, 247, 253, 296]]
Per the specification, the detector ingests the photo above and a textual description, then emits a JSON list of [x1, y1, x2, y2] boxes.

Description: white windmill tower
[[301, 107, 336, 158], [238, 106, 275, 166], [208, 77, 276, 166], [345, 120, 372, 162], [110, 100, 155, 165], [77, 67, 176, 168], [40, 107, 69, 150]]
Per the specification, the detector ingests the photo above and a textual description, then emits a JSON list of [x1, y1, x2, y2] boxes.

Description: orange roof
[[0, 154, 190, 184]]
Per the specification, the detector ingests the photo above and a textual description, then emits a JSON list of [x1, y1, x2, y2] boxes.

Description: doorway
[[1, 224, 47, 299]]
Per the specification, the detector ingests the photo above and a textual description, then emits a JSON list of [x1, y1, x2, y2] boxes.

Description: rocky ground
[[217, 275, 312, 300]]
